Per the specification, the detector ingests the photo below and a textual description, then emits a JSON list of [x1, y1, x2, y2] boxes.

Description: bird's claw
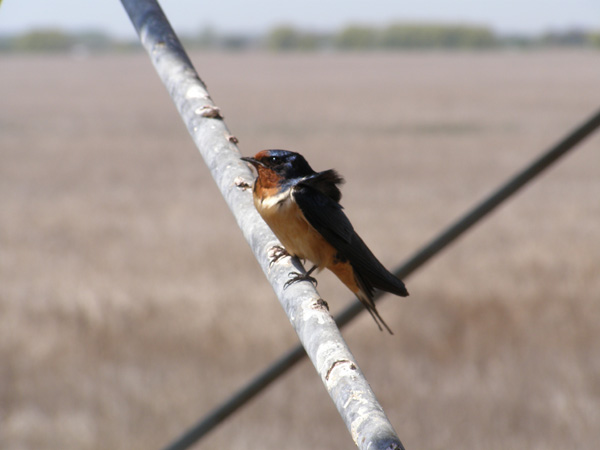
[[283, 271, 318, 289], [268, 245, 290, 267]]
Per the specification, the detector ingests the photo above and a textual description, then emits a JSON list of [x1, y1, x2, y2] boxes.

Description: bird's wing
[[299, 169, 344, 203], [294, 174, 408, 299]]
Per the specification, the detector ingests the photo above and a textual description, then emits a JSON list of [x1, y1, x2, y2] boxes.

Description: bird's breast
[[254, 187, 335, 268]]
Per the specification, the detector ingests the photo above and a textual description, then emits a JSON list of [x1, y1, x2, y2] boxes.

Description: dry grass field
[[1, 50, 600, 449]]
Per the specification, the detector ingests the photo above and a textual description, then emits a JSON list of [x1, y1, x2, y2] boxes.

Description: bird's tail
[[346, 233, 409, 298], [372, 270, 409, 298], [356, 290, 394, 335]]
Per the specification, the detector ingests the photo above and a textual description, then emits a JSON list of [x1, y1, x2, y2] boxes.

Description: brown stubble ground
[[1, 50, 599, 449]]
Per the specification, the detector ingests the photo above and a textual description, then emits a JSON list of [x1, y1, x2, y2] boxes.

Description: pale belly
[[254, 190, 336, 269]]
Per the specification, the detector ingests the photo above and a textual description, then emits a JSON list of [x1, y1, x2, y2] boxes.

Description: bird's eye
[[269, 156, 279, 163]]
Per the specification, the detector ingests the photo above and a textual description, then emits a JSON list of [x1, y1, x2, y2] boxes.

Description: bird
[[241, 149, 408, 334]]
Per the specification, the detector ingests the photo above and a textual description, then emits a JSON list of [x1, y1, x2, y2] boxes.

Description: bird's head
[[241, 149, 315, 181]]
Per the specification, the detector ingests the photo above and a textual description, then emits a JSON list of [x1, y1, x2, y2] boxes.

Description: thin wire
[[163, 108, 600, 450]]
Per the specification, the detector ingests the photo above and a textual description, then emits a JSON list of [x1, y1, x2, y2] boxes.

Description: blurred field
[[1, 50, 599, 449]]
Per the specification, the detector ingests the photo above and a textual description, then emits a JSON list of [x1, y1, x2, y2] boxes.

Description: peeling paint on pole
[[121, 1, 405, 449]]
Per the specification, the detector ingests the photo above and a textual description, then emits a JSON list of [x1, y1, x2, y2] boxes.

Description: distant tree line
[[0, 29, 138, 53], [2, 24, 599, 53], [264, 24, 600, 51]]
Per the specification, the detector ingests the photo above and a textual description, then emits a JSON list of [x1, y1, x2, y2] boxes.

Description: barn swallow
[[241, 149, 408, 334]]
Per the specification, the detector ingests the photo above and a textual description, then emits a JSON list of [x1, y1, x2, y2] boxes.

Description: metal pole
[[174, 107, 600, 447], [120, 1, 405, 449]]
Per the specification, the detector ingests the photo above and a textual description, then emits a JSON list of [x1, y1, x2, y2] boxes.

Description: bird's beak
[[241, 156, 265, 168]]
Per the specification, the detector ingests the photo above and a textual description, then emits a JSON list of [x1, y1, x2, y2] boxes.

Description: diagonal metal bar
[[120, 1, 406, 450], [337, 106, 600, 327], [163, 346, 306, 450], [167, 107, 600, 449]]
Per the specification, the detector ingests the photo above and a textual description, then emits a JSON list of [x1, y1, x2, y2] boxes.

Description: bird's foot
[[268, 245, 290, 267], [283, 270, 318, 289]]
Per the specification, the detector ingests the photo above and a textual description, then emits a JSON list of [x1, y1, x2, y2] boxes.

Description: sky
[[1, 0, 598, 38]]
